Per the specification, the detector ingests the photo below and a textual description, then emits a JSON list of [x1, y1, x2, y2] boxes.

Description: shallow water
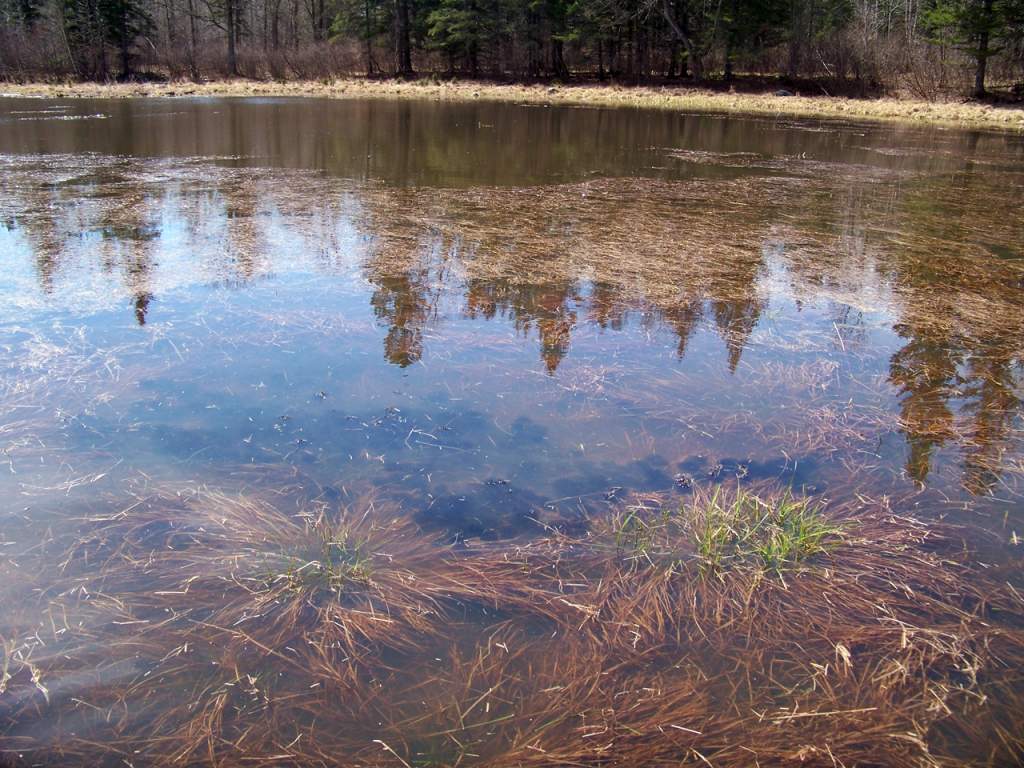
[[1, 97, 1023, 764]]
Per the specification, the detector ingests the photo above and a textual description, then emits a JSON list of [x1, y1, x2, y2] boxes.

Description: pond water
[[1, 97, 1023, 766]]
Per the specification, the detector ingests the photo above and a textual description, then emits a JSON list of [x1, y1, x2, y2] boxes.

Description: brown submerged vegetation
[[1, 146, 1022, 766], [2, 483, 1023, 767]]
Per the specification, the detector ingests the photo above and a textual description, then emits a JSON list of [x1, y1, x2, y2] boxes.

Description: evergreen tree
[[62, 0, 152, 77], [331, 0, 389, 74], [62, 0, 109, 77], [100, 0, 153, 77], [925, 0, 1024, 95], [426, 0, 489, 74]]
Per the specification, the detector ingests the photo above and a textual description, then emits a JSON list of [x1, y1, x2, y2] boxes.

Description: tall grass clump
[[692, 487, 841, 573], [266, 516, 374, 593], [607, 485, 841, 575], [56, 487, 514, 667]]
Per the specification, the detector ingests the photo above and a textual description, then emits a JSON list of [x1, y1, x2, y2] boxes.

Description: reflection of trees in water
[[655, 298, 704, 359], [465, 278, 580, 373], [890, 323, 1022, 493], [885, 169, 1023, 492], [362, 217, 452, 368], [6, 157, 1023, 494], [6, 178, 78, 296], [6, 162, 774, 374], [369, 272, 435, 367], [587, 281, 627, 332], [2, 163, 368, 314], [785, 166, 1024, 491], [533, 284, 578, 374], [354, 177, 771, 374], [889, 323, 962, 485], [711, 295, 762, 373], [96, 185, 160, 326], [5, 165, 161, 322], [960, 344, 1021, 495], [220, 184, 264, 282]]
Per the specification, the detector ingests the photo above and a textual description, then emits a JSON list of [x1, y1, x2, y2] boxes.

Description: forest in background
[[1, 0, 1022, 99]]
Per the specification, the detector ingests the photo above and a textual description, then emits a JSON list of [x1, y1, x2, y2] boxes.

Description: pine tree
[[426, 0, 489, 74], [925, 0, 1024, 95], [331, 0, 388, 74], [100, 0, 153, 77]]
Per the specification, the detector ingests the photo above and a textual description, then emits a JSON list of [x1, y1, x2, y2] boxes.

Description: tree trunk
[[527, 7, 540, 77], [661, 0, 701, 81], [394, 0, 413, 77], [97, 0, 108, 81], [551, 37, 569, 79], [166, 0, 176, 48], [187, 0, 199, 79], [226, 0, 238, 75], [973, 0, 994, 97], [724, 0, 738, 81], [787, 0, 801, 79], [272, 0, 280, 49], [291, 0, 299, 49], [364, 0, 375, 74], [313, 0, 325, 41], [120, 24, 131, 79], [626, 18, 634, 78]]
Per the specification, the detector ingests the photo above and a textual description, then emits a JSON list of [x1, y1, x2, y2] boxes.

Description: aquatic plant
[[691, 487, 841, 573], [61, 489, 474, 665], [3, 479, 1024, 767], [603, 485, 841, 575]]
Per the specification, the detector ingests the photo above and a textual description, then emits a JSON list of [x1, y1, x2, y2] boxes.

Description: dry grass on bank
[[2, 78, 1023, 132]]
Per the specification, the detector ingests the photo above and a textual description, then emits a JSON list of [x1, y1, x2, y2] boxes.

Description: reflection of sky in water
[[0, 100, 1022, 547], [1, 99, 1023, 767]]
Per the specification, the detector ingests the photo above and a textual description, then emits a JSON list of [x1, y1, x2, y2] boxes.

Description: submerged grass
[[59, 489, 469, 665], [0, 109, 1021, 766], [609, 486, 842, 574], [2, 483, 1023, 766], [692, 487, 840, 573]]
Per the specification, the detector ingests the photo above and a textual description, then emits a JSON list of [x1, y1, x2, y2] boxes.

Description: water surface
[[1, 96, 1022, 764]]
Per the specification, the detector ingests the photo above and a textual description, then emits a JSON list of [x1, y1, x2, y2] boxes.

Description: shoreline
[[3, 78, 1024, 132]]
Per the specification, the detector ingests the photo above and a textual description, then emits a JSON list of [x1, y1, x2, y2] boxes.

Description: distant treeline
[[1, 0, 1022, 97]]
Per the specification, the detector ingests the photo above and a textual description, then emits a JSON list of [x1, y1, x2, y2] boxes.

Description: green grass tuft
[[693, 487, 841, 574], [267, 522, 374, 593], [609, 486, 842, 576]]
